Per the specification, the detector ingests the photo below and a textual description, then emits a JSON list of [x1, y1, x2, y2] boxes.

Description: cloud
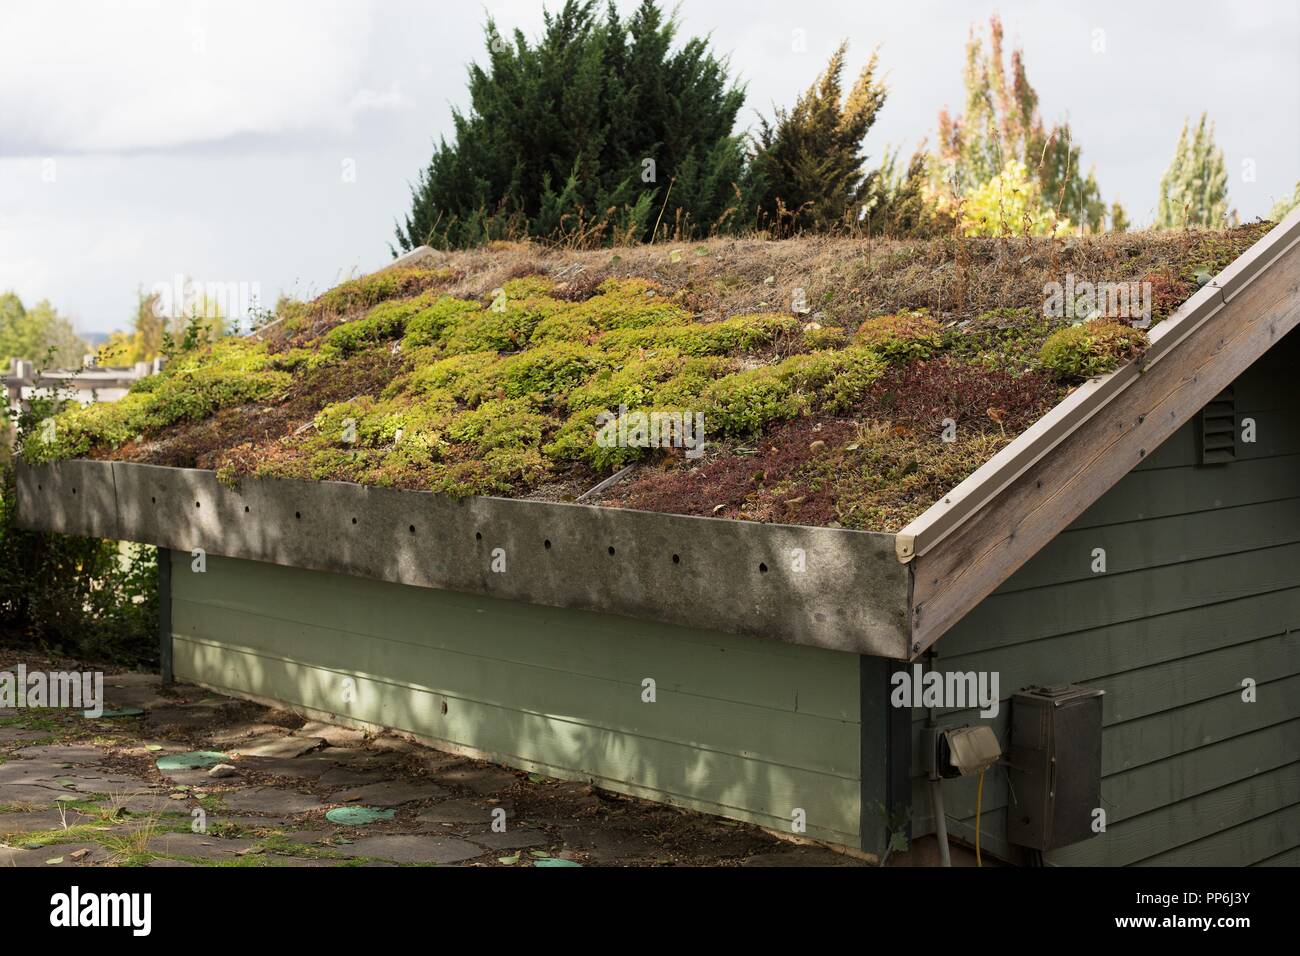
[[0, 0, 401, 154]]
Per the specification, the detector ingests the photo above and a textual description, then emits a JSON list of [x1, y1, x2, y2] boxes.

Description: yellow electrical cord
[[975, 768, 985, 867]]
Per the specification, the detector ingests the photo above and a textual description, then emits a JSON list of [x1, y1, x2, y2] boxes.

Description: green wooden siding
[[910, 334, 1300, 866], [171, 551, 865, 847]]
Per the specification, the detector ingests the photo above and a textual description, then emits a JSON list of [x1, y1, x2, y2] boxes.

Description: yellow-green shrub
[[599, 313, 796, 356], [702, 367, 803, 436], [855, 311, 942, 363], [1038, 320, 1147, 379]]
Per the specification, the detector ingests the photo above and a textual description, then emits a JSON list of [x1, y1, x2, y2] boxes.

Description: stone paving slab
[[207, 722, 293, 745], [0, 809, 98, 834], [44, 771, 149, 794], [276, 829, 336, 845], [102, 679, 173, 710], [206, 815, 291, 829], [334, 834, 485, 865], [438, 764, 519, 796], [329, 780, 448, 807], [740, 845, 866, 867], [466, 828, 549, 851], [13, 744, 105, 763], [416, 797, 512, 825], [117, 741, 190, 758], [1, 784, 94, 806], [147, 831, 259, 861], [315, 766, 375, 788], [293, 721, 368, 747], [560, 827, 666, 864], [317, 746, 403, 770], [221, 787, 324, 816], [161, 768, 227, 787], [236, 754, 337, 780], [0, 841, 114, 866], [225, 733, 325, 759]]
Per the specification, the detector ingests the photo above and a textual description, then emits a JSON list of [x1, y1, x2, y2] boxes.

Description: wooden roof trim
[[896, 208, 1300, 566]]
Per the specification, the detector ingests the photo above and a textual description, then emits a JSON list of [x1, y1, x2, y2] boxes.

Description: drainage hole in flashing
[[244, 506, 250, 513], [475, 531, 482, 541], [71, 487, 77, 495], [759, 562, 768, 573], [351, 517, 357, 525], [607, 545, 616, 556], [672, 554, 680, 564], [544, 539, 551, 550], [295, 511, 302, 520], [409, 524, 416, 534], [195, 501, 201, 509]]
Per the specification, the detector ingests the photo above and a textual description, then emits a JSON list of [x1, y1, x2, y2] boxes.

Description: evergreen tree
[[748, 43, 887, 234], [396, 1, 747, 250], [1156, 114, 1233, 228], [932, 15, 1107, 232], [858, 146, 940, 237]]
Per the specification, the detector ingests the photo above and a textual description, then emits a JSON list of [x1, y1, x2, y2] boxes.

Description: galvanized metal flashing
[[16, 459, 911, 658]]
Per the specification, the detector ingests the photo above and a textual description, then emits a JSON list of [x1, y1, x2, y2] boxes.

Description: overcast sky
[[1, 0, 1297, 336]]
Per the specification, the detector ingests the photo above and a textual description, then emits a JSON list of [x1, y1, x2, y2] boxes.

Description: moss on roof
[[28, 224, 1271, 532]]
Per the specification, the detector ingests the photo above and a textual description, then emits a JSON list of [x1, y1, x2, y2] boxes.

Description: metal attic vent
[[1197, 386, 1237, 465]]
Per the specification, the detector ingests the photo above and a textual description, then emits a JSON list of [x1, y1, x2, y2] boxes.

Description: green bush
[[401, 296, 483, 349], [702, 367, 803, 436], [855, 311, 942, 363], [22, 339, 290, 463], [1038, 320, 1147, 379], [599, 313, 796, 356], [0, 397, 158, 665], [325, 293, 443, 354]]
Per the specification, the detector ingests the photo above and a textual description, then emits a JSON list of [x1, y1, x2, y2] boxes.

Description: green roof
[[30, 224, 1270, 532]]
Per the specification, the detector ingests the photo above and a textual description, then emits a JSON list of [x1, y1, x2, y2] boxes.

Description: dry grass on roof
[[280, 225, 1264, 336], [31, 222, 1272, 532]]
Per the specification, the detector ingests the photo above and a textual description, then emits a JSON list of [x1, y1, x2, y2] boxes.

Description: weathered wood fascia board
[[897, 208, 1300, 567], [15, 459, 911, 658], [902, 210, 1300, 656]]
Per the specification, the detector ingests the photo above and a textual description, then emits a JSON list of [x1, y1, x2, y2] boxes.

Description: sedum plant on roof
[[27, 224, 1269, 532]]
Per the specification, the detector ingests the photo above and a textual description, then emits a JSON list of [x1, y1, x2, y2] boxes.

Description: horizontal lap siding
[[171, 552, 863, 846], [912, 335, 1300, 866]]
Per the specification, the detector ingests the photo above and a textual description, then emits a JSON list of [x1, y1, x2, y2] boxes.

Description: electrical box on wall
[[921, 724, 1002, 779], [1007, 684, 1104, 851]]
